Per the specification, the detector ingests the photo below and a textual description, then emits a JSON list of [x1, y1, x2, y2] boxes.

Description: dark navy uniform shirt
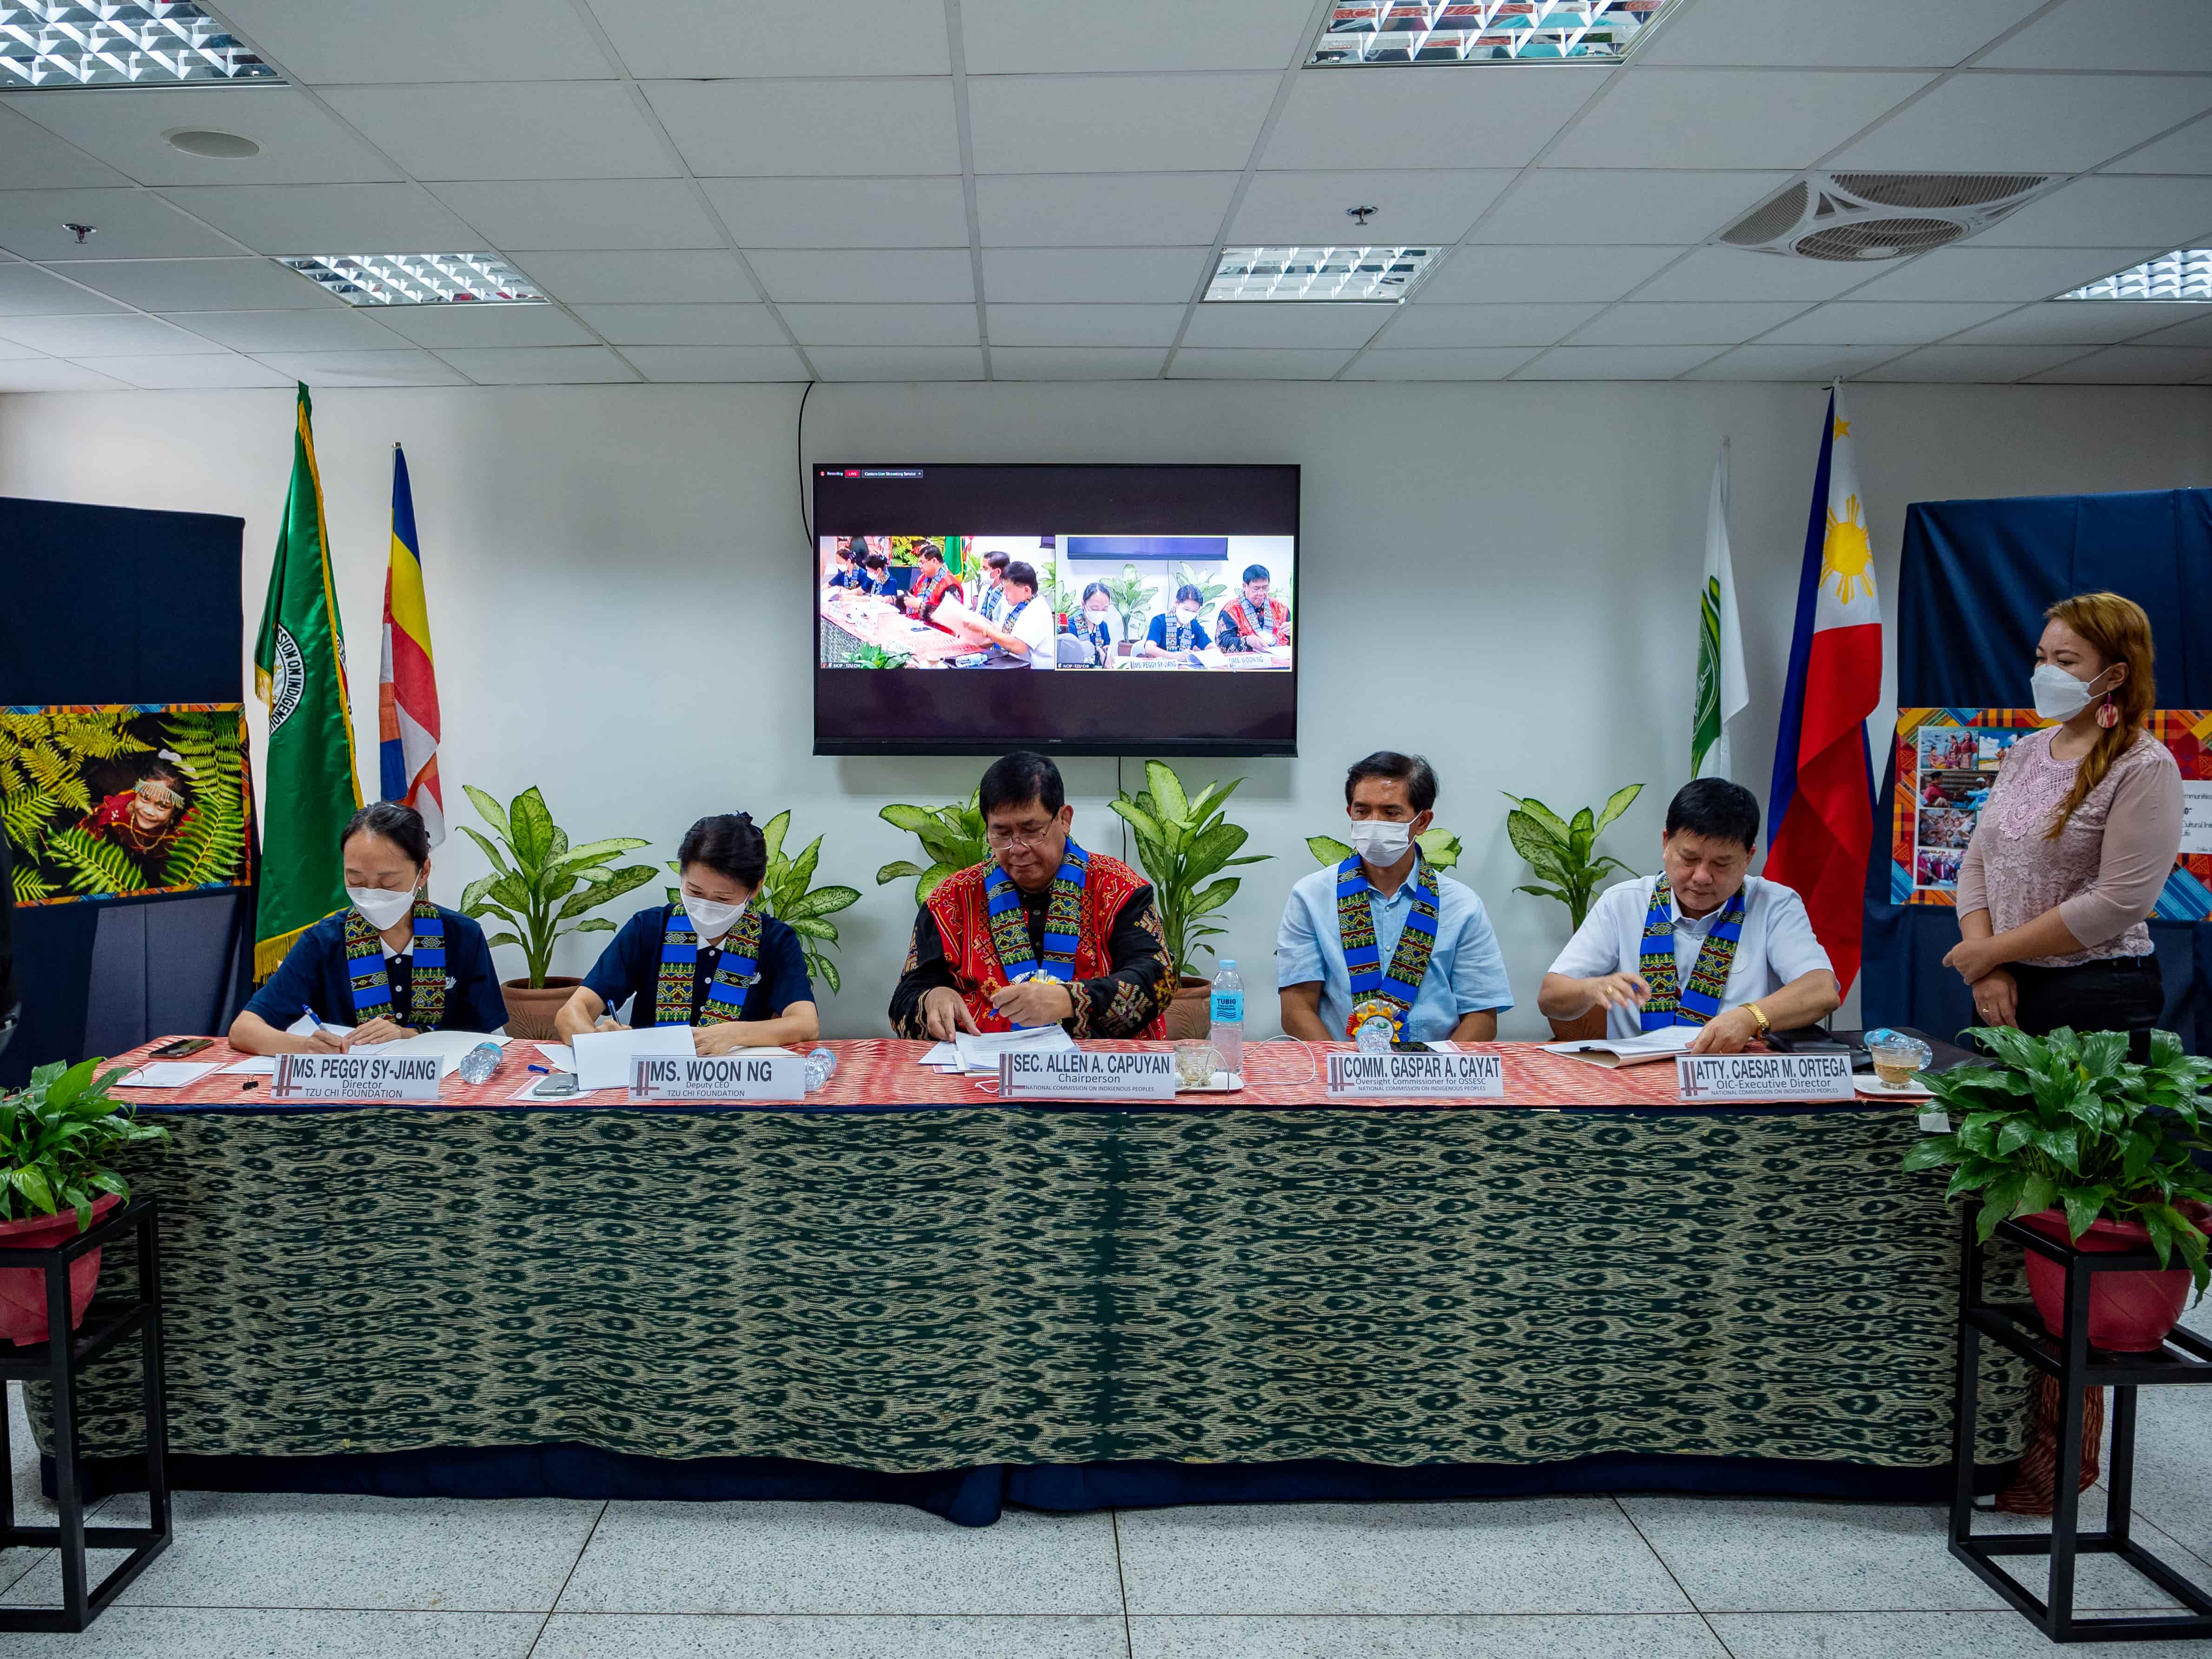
[[244, 905, 509, 1032], [582, 903, 814, 1026]]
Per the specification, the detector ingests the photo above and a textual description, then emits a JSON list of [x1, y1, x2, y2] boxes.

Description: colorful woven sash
[[1638, 875, 1745, 1030], [1164, 613, 1199, 652], [653, 904, 764, 1028], [343, 898, 446, 1029], [1335, 854, 1440, 1041], [979, 585, 1003, 623], [984, 840, 1088, 1028]]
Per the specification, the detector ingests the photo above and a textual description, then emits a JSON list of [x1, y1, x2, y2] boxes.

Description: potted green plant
[[457, 784, 660, 1039], [0, 1058, 168, 1345], [1903, 1026, 2212, 1352], [1112, 761, 1270, 1039], [662, 810, 861, 995], [1501, 784, 1643, 1040], [875, 790, 989, 906]]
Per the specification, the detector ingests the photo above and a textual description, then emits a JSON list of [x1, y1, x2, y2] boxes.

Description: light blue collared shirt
[[1275, 856, 1513, 1042]]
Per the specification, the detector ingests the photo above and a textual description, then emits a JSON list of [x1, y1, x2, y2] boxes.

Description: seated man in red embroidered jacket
[[890, 751, 1172, 1041]]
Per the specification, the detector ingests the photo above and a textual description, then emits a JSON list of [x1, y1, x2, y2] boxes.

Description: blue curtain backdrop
[[0, 496, 250, 1086], [1861, 489, 2212, 1048]]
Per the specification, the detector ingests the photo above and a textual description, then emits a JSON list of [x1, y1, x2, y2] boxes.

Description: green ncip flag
[[252, 383, 361, 978]]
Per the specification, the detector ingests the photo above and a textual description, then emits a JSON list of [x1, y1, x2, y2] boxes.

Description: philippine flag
[[378, 445, 445, 846], [1765, 388, 1882, 994]]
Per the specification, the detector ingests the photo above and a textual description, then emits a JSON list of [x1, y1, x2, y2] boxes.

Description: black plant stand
[[1951, 1208, 2212, 1643], [0, 1196, 169, 1633]]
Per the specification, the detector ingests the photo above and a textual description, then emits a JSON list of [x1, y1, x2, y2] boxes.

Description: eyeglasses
[[985, 824, 1057, 850]]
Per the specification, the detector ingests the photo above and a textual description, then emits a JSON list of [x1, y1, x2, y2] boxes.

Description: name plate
[[272, 1052, 442, 1102], [999, 1048, 1176, 1101], [1675, 1052, 1855, 1102], [630, 1054, 806, 1102], [1327, 1050, 1506, 1099]]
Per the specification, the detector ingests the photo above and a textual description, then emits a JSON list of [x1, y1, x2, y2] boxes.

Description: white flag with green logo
[[1692, 440, 1748, 781]]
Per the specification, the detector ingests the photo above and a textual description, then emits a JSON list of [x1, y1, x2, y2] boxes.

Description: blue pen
[[529, 1064, 550, 1075]]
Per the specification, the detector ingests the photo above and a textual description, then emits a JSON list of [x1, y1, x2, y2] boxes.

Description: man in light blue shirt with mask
[[1276, 751, 1513, 1044]]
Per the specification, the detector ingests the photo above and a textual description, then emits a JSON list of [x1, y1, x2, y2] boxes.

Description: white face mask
[[1348, 818, 1414, 865], [683, 895, 747, 937], [1178, 604, 1200, 619], [349, 885, 417, 931], [2031, 662, 2112, 722]]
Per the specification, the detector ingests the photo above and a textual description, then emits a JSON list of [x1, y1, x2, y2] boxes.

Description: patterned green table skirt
[[41, 1103, 2030, 1472]]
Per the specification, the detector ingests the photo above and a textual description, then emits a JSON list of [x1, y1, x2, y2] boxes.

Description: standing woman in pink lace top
[[1945, 591, 2181, 1053]]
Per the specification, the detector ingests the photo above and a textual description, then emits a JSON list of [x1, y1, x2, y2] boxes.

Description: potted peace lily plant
[[1903, 1025, 2212, 1352], [1113, 761, 1270, 1040]]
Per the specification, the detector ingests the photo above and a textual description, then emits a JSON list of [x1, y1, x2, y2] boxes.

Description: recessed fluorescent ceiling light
[[1310, 0, 1667, 66], [282, 253, 545, 307], [1207, 245, 1435, 302], [2060, 248, 2212, 302], [0, 1, 278, 87]]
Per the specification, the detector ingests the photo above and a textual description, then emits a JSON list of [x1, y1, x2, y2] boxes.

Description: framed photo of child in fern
[[2, 703, 254, 907]]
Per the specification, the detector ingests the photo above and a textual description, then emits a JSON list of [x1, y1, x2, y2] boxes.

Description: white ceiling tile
[[0, 312, 229, 355], [2107, 113, 2212, 173], [985, 303, 1187, 345], [1514, 344, 1727, 378], [0, 105, 128, 190], [71, 352, 296, 388], [1571, 300, 1810, 345], [703, 177, 968, 248], [323, 83, 676, 182], [969, 74, 1278, 173], [45, 257, 336, 312], [568, 302, 793, 345], [251, 348, 469, 385], [429, 180, 724, 249], [0, 87, 397, 187], [1682, 345, 1904, 380], [0, 358, 127, 389], [589, 0, 951, 77], [1760, 299, 2021, 344], [1835, 73, 2212, 173], [2024, 344, 2212, 381], [620, 345, 810, 380], [1231, 170, 1514, 245], [988, 347, 1169, 378], [0, 189, 240, 259], [1370, 302, 1602, 347], [976, 173, 1240, 247], [507, 249, 756, 304], [960, 0, 1312, 73], [1340, 347, 1543, 380], [1954, 301, 2211, 345], [1167, 347, 1355, 379], [645, 79, 960, 176], [156, 183, 489, 255], [2125, 308, 2212, 345], [748, 248, 974, 303], [0, 333, 43, 358], [218, 0, 614, 82], [1965, 176, 2212, 247], [371, 304, 597, 347], [1416, 244, 1689, 304], [0, 262, 126, 316], [1641, 0, 2046, 67], [1547, 69, 1934, 170], [163, 308, 410, 352], [777, 303, 976, 345], [980, 246, 1206, 303], [1862, 344, 2091, 379], [1264, 65, 1603, 171], [806, 345, 984, 380], [436, 345, 640, 384], [1846, 246, 2160, 301], [1180, 303, 1393, 349], [1631, 246, 1884, 302], [1981, 0, 2212, 72], [1472, 170, 1793, 245]]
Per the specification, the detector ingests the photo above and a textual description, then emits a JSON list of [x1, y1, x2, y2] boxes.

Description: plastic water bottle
[[1209, 960, 1245, 1078], [804, 1047, 838, 1092], [456, 1042, 503, 1085]]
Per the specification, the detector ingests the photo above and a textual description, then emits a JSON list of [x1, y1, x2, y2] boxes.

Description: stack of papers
[[355, 1029, 510, 1078], [920, 1025, 1079, 1076], [1542, 1026, 1697, 1068], [118, 1061, 222, 1088]]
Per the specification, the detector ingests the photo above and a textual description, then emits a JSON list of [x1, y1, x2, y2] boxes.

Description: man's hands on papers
[[921, 987, 980, 1041]]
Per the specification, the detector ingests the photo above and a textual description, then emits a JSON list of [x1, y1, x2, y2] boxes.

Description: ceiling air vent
[[1720, 173, 2050, 262]]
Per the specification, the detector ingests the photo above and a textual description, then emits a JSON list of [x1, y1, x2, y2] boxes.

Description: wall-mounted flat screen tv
[[813, 463, 1299, 757]]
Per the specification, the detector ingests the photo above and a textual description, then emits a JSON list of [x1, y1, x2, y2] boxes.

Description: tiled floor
[[0, 1294, 2205, 1657]]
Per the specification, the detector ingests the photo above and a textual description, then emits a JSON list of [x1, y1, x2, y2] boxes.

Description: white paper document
[[119, 1062, 222, 1088], [219, 1057, 277, 1075], [535, 1042, 577, 1072], [573, 1026, 695, 1092], [357, 1029, 510, 1078], [1542, 1026, 1698, 1068], [285, 1012, 350, 1038], [952, 1025, 1077, 1075]]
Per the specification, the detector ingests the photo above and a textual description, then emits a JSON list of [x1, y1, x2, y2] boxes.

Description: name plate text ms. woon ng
[[630, 1054, 807, 1102], [1675, 1051, 1855, 1102], [272, 1051, 442, 1102], [1327, 1049, 1505, 1099], [999, 1048, 1176, 1101]]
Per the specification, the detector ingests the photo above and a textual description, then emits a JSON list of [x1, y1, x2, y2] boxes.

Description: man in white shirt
[[954, 560, 1056, 670], [1538, 778, 1839, 1054]]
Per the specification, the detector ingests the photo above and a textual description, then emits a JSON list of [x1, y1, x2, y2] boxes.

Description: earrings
[[2097, 696, 2119, 729]]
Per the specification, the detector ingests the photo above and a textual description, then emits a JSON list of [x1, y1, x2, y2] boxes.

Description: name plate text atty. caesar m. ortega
[[1327, 1049, 1506, 1099], [1674, 1051, 1855, 1103], [630, 1053, 807, 1103], [999, 1048, 1177, 1101], [273, 1051, 443, 1102]]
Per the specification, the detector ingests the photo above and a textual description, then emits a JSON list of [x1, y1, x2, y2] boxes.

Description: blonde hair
[[2043, 591, 2155, 838]]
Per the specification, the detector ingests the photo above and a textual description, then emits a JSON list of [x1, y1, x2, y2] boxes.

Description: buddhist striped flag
[[378, 445, 444, 845]]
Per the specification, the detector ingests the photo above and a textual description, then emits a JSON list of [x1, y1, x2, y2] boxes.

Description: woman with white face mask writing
[[229, 801, 510, 1053], [555, 812, 820, 1054], [1946, 592, 2182, 1052], [1140, 583, 1213, 659]]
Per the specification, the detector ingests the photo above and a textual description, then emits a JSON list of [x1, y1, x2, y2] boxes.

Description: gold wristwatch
[[1745, 1002, 1772, 1038]]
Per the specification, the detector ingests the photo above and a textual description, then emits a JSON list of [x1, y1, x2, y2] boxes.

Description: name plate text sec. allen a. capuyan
[[999, 1048, 1177, 1101]]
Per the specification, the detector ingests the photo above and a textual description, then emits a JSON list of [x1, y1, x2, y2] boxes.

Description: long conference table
[[32, 1036, 2033, 1527]]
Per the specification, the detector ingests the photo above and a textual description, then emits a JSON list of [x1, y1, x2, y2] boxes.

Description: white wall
[[6, 380, 2209, 1037]]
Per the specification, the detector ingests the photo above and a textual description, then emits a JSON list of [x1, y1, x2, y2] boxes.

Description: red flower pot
[[2017, 1208, 2194, 1353], [0, 1193, 121, 1347]]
